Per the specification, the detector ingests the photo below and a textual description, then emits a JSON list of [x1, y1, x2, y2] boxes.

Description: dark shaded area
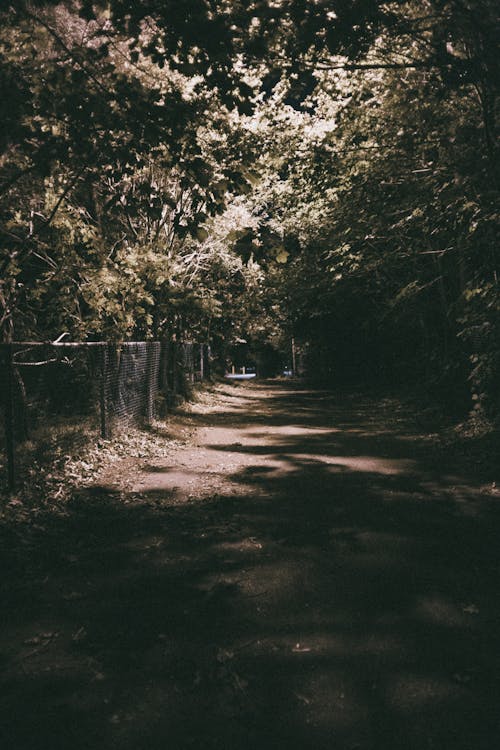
[[1, 383, 500, 749]]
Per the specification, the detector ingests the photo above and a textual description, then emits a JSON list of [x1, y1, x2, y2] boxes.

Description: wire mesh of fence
[[100, 342, 162, 434], [0, 340, 210, 491]]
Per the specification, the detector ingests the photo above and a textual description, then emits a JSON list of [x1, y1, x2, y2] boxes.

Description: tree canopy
[[1, 1, 499, 415]]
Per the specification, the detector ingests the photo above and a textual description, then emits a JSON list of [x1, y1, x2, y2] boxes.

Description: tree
[[228, 1, 499, 410], [0, 1, 257, 341], [1, 0, 499, 418]]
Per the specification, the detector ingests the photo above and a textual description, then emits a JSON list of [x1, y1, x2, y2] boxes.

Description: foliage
[[1, 1, 499, 417], [230, 0, 500, 414], [0, 1, 257, 341]]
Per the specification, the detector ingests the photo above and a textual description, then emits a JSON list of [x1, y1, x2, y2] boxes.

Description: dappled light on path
[[1, 382, 499, 750]]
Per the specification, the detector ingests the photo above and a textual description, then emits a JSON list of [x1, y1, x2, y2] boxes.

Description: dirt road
[[1, 381, 500, 749]]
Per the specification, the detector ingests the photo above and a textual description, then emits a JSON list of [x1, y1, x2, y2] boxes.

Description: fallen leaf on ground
[[462, 604, 479, 615]]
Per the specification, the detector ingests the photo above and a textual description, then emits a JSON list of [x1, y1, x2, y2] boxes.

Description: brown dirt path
[[1, 381, 500, 750]]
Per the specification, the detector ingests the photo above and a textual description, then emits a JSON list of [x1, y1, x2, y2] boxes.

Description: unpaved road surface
[[2, 381, 500, 750]]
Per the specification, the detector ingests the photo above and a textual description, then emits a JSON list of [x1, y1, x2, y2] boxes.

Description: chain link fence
[[0, 340, 211, 490]]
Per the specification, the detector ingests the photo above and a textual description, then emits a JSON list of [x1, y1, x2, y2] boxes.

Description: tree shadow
[[1, 385, 500, 749]]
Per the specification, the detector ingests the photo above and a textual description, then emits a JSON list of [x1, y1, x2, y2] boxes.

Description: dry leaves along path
[[1, 381, 500, 750]]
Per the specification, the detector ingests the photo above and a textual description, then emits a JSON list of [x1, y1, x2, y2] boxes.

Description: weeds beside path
[[1, 381, 500, 750]]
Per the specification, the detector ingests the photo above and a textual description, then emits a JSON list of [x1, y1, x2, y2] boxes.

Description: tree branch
[[42, 168, 85, 231], [315, 60, 445, 71], [15, 5, 110, 96]]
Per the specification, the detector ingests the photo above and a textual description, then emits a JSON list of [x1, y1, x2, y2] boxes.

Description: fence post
[[2, 344, 16, 491], [145, 343, 156, 424], [206, 344, 212, 380], [172, 341, 178, 396], [99, 343, 109, 439], [160, 338, 168, 394], [190, 345, 195, 384]]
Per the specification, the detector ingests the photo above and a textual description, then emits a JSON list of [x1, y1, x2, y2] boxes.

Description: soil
[[1, 380, 500, 750]]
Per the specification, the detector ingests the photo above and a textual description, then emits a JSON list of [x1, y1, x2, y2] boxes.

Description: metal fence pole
[[160, 339, 168, 394], [3, 344, 16, 491], [206, 344, 212, 380], [145, 343, 156, 424], [100, 343, 109, 439], [172, 341, 178, 396]]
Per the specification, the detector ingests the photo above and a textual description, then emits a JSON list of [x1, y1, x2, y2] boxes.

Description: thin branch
[[107, 233, 127, 259], [31, 250, 58, 269], [0, 169, 85, 277], [125, 209, 139, 238], [17, 6, 110, 96], [42, 168, 86, 231], [0, 161, 39, 198], [315, 60, 446, 72]]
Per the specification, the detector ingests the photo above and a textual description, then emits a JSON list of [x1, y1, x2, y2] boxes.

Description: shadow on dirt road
[[1, 382, 500, 749]]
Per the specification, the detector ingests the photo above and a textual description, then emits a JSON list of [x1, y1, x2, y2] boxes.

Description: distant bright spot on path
[[225, 373, 257, 380]]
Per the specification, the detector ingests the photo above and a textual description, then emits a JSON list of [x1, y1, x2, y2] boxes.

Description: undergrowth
[[0, 417, 189, 520]]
